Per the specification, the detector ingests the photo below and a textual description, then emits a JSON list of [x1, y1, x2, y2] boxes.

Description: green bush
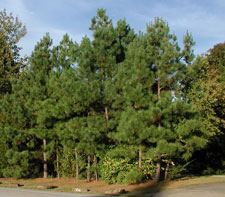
[[58, 149, 76, 177], [124, 168, 143, 183], [202, 167, 215, 175], [2, 150, 30, 178], [99, 156, 130, 183], [58, 149, 86, 178], [99, 156, 155, 184], [141, 159, 155, 180]]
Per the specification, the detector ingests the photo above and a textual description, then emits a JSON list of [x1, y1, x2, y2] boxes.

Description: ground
[[0, 175, 225, 195]]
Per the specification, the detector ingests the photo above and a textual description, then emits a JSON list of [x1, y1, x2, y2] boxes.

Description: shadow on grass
[[126, 180, 170, 196]]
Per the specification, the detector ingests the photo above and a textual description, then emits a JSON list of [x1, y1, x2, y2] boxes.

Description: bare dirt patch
[[0, 175, 224, 195]]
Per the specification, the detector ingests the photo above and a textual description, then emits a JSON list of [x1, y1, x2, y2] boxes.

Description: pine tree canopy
[[0, 8, 223, 181]]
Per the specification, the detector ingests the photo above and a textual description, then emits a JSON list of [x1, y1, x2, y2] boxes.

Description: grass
[[0, 175, 224, 195]]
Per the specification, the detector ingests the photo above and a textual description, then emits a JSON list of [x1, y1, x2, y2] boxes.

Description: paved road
[[152, 182, 225, 197], [0, 188, 105, 197], [0, 182, 225, 196]]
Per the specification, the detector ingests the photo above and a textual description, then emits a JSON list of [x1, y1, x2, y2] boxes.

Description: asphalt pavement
[[152, 182, 225, 197], [0, 188, 105, 197], [0, 182, 225, 196]]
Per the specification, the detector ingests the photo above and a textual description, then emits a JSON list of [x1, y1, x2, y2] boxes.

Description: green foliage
[[124, 168, 143, 183], [0, 8, 222, 182], [99, 147, 155, 184], [3, 150, 29, 178], [99, 156, 134, 184], [99, 155, 155, 184], [184, 43, 225, 176], [58, 149, 76, 177], [165, 161, 190, 180], [0, 9, 26, 98], [0, 137, 8, 177], [0, 126, 41, 178]]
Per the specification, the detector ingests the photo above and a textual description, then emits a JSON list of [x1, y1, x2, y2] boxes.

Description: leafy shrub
[[141, 159, 155, 180], [99, 156, 130, 183], [99, 156, 155, 184], [3, 150, 30, 178], [202, 167, 215, 175], [124, 168, 143, 183], [58, 149, 87, 178], [58, 150, 76, 177]]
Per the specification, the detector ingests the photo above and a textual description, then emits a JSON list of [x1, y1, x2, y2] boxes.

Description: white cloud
[[129, 0, 225, 54], [1, 0, 89, 56], [1, 0, 224, 56]]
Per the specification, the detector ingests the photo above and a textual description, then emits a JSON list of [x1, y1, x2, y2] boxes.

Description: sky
[[1, 0, 225, 56]]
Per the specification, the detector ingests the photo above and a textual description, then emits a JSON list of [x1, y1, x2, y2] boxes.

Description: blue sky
[[1, 0, 225, 56]]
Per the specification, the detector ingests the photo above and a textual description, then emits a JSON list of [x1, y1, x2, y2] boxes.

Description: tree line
[[0, 8, 224, 183]]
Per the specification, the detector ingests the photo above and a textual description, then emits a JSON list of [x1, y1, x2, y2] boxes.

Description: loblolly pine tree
[[86, 11, 137, 168], [49, 34, 103, 180], [110, 18, 136, 130], [0, 67, 43, 178], [144, 18, 210, 182], [112, 34, 155, 169], [46, 34, 79, 178], [114, 17, 210, 182], [0, 10, 27, 164], [145, 18, 181, 182], [76, 35, 106, 181], [0, 95, 28, 178], [81, 10, 136, 181], [21, 33, 55, 178], [89, 8, 121, 129], [50, 68, 96, 180]]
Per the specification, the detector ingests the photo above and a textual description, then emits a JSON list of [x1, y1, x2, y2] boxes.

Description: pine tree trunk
[[138, 148, 142, 168], [94, 154, 98, 181], [56, 140, 59, 179], [155, 73, 162, 183], [87, 155, 91, 182], [101, 66, 109, 128], [158, 75, 161, 100], [75, 149, 79, 181], [105, 106, 109, 127], [43, 138, 47, 179], [164, 161, 170, 180], [155, 155, 161, 182]]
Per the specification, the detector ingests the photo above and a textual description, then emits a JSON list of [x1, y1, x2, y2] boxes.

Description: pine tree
[[145, 18, 180, 181], [76, 35, 106, 181], [49, 34, 102, 180], [22, 33, 55, 178], [0, 8, 216, 182], [114, 17, 210, 182], [112, 34, 154, 168], [89, 8, 120, 128], [0, 10, 27, 166], [84, 9, 136, 181], [144, 18, 210, 181], [0, 74, 42, 178], [50, 34, 79, 178]]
